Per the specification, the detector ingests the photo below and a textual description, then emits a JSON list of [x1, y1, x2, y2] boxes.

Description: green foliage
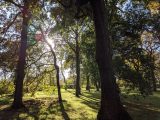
[[0, 80, 14, 95]]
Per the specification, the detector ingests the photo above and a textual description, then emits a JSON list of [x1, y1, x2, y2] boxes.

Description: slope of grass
[[0, 89, 160, 120]]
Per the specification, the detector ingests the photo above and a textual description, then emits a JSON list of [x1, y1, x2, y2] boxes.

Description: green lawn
[[0, 89, 160, 120]]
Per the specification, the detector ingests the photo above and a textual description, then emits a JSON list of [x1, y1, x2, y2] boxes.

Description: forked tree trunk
[[90, 0, 132, 120], [12, 2, 30, 109]]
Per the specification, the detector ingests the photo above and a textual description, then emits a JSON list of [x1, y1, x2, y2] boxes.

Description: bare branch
[[1, 12, 21, 34], [4, 0, 23, 8], [26, 51, 51, 68]]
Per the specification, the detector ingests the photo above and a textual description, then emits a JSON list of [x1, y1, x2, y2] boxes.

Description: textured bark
[[90, 0, 133, 120], [12, 2, 30, 109], [75, 32, 81, 97]]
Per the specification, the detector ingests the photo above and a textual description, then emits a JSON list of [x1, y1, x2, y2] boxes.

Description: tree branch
[[1, 12, 21, 34], [4, 0, 23, 8], [56, 0, 73, 8]]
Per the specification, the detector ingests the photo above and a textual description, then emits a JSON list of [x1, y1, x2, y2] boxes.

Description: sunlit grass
[[0, 89, 160, 120]]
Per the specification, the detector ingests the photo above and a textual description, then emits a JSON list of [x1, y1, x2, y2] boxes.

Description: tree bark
[[12, 2, 30, 109], [86, 75, 90, 92], [90, 0, 132, 120], [75, 31, 81, 97]]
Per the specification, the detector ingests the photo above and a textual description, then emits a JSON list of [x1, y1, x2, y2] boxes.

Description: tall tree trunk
[[90, 0, 132, 120], [41, 27, 62, 103], [12, 2, 30, 109], [75, 31, 81, 97], [48, 43, 62, 102], [55, 65, 62, 102], [86, 75, 90, 92]]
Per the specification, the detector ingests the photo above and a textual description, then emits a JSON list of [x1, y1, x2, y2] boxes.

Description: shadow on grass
[[125, 101, 160, 120], [121, 92, 160, 120], [79, 91, 100, 110], [24, 99, 42, 120], [59, 102, 70, 120], [0, 99, 42, 120], [47, 99, 71, 120]]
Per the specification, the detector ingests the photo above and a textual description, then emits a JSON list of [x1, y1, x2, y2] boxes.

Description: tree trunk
[[90, 0, 132, 120], [151, 65, 157, 91], [75, 31, 81, 97], [95, 81, 99, 91], [60, 61, 67, 90], [86, 75, 90, 92], [55, 65, 62, 102], [98, 79, 101, 89], [41, 27, 62, 103], [48, 44, 62, 102], [150, 57, 157, 91], [12, 3, 30, 109]]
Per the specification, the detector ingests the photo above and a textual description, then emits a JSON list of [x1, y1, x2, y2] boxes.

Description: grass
[[0, 89, 160, 120]]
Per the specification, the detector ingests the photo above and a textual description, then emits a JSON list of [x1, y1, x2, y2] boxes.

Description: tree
[[76, 0, 132, 119], [52, 12, 85, 96], [1, 0, 41, 109], [11, 0, 31, 109], [40, 26, 63, 102]]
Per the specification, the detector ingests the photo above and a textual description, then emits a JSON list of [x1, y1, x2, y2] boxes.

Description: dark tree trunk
[[49, 44, 62, 102], [55, 65, 62, 102], [75, 32, 81, 97], [86, 75, 90, 92], [95, 81, 99, 91], [90, 0, 132, 120], [12, 3, 30, 109]]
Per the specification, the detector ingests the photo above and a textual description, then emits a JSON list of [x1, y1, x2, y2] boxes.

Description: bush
[[0, 80, 14, 95]]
